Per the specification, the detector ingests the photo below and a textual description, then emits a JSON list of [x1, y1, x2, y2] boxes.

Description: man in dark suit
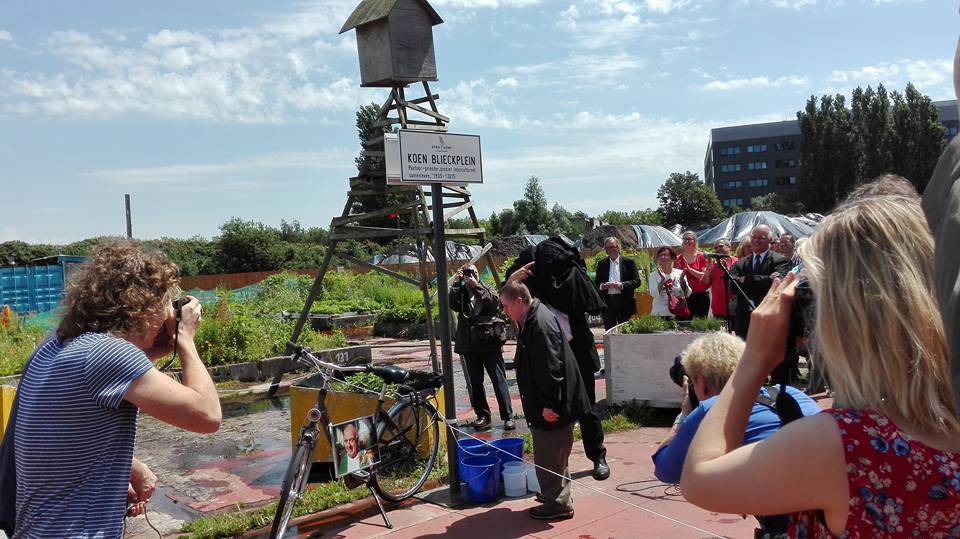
[[730, 224, 792, 382], [730, 225, 791, 339], [594, 237, 642, 330]]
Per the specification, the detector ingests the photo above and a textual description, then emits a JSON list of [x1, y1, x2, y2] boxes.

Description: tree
[[656, 171, 724, 227], [513, 176, 556, 234], [489, 209, 521, 238], [798, 83, 945, 211], [750, 193, 784, 212], [215, 218, 284, 273], [890, 84, 946, 193]]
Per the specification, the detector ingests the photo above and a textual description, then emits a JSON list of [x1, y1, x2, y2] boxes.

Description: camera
[[173, 297, 190, 321], [788, 277, 814, 339], [461, 269, 477, 281], [668, 355, 699, 408]]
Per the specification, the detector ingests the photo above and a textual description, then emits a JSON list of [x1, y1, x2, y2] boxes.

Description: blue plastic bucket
[[458, 438, 495, 480], [462, 455, 501, 503], [490, 437, 524, 474]]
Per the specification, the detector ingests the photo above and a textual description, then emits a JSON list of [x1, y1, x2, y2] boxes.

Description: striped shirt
[[14, 333, 153, 539]]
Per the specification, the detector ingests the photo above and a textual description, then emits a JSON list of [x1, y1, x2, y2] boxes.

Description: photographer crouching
[[449, 264, 515, 431], [1, 241, 221, 538], [652, 332, 819, 535]]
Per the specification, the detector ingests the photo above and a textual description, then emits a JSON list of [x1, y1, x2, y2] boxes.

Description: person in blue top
[[652, 332, 821, 485]]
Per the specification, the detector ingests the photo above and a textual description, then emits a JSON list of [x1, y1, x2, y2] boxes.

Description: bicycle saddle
[[369, 365, 410, 384]]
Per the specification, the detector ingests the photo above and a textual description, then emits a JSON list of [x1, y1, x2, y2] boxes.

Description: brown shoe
[[529, 504, 574, 520]]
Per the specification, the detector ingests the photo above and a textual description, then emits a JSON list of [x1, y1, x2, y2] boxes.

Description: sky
[[1, 0, 957, 244]]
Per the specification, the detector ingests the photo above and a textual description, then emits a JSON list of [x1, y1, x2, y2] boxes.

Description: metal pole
[[124, 194, 132, 239], [431, 185, 460, 495]]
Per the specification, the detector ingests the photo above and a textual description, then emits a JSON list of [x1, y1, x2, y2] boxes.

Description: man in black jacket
[[450, 264, 515, 431], [505, 240, 609, 480], [730, 225, 793, 383], [499, 281, 590, 521], [594, 237, 641, 330]]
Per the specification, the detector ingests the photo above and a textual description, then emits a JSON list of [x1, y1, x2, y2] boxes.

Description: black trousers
[[570, 330, 605, 463], [687, 292, 710, 319], [601, 293, 631, 330], [463, 349, 513, 421]]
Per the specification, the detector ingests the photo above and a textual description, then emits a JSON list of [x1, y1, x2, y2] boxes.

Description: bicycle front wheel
[[370, 398, 441, 503], [270, 442, 313, 539]]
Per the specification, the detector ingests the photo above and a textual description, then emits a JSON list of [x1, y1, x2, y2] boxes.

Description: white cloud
[[701, 75, 808, 91], [500, 52, 644, 89], [0, 30, 12, 43], [643, 0, 694, 13], [0, 0, 376, 122], [496, 77, 519, 88], [828, 58, 953, 94], [77, 149, 355, 189], [430, 0, 542, 7]]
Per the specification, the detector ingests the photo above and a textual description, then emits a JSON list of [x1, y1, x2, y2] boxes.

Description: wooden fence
[[179, 255, 512, 292]]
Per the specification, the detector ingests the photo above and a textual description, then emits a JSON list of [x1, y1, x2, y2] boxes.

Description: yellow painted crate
[[1, 385, 16, 441], [289, 375, 445, 463]]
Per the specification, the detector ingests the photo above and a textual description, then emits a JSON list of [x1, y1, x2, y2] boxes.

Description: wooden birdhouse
[[339, 0, 443, 88]]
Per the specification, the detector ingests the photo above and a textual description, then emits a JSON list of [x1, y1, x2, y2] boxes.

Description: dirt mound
[[490, 236, 534, 258], [580, 226, 639, 250]]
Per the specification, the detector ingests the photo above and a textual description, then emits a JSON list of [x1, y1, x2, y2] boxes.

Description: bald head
[[750, 225, 772, 254]]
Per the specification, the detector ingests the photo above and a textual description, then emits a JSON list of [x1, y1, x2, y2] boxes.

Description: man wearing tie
[[730, 225, 790, 340], [594, 237, 642, 330]]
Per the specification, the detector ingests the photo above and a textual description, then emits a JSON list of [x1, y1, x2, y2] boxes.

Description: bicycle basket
[[408, 371, 443, 391]]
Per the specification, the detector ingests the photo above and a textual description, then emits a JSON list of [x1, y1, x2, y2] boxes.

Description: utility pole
[[124, 194, 133, 239]]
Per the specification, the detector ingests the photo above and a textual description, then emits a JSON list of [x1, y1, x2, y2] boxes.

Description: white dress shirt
[[606, 257, 621, 295]]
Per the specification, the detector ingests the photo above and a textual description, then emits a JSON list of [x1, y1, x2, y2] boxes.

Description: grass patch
[[689, 317, 727, 333], [0, 312, 46, 377]]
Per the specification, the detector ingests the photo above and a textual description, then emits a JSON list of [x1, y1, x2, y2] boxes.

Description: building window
[[722, 180, 742, 190], [776, 176, 798, 186], [747, 144, 767, 153], [775, 159, 800, 168], [747, 161, 768, 170], [721, 164, 742, 173], [719, 146, 741, 156], [722, 198, 744, 208], [774, 141, 795, 151], [748, 179, 769, 188]]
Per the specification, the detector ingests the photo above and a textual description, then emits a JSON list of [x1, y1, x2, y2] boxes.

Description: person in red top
[[700, 239, 737, 330], [680, 191, 960, 538], [675, 230, 710, 319]]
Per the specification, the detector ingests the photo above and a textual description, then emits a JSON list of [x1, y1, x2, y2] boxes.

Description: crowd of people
[[2, 37, 960, 539]]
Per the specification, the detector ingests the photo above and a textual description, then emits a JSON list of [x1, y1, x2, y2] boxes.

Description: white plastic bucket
[[503, 466, 527, 497], [526, 462, 540, 493]]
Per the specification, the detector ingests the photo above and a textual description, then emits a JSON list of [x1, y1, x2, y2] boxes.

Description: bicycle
[[269, 344, 444, 538]]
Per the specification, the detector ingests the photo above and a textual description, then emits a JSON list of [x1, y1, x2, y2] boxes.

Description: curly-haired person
[[6, 241, 221, 538]]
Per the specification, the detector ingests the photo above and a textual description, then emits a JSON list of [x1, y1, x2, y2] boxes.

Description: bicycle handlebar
[[290, 343, 369, 374]]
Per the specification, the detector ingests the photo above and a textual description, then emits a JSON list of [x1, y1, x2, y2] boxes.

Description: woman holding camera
[[648, 246, 691, 319], [681, 194, 960, 537], [7, 241, 221, 538]]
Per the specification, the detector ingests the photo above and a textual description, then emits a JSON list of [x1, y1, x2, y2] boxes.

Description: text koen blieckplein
[[405, 153, 478, 180]]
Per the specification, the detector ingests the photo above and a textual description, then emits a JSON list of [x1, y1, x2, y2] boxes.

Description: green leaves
[[656, 171, 724, 227]]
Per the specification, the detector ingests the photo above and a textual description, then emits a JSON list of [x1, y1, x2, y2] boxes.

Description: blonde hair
[[681, 332, 745, 393], [798, 195, 958, 433]]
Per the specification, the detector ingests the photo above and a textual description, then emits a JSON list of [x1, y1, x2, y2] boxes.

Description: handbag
[[470, 316, 509, 346], [664, 273, 690, 318]]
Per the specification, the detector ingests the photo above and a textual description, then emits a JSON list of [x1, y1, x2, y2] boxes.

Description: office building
[[704, 100, 959, 210]]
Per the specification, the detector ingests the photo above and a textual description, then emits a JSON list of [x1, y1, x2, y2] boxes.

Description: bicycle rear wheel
[[270, 442, 313, 539], [370, 398, 441, 503]]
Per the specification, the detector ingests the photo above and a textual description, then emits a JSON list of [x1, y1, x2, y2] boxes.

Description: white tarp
[[696, 211, 816, 245], [368, 241, 485, 265], [630, 225, 683, 248]]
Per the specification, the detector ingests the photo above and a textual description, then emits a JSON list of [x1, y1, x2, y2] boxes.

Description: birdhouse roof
[[339, 0, 443, 34]]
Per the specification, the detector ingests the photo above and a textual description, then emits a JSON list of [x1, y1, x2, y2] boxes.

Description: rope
[[439, 419, 726, 538]]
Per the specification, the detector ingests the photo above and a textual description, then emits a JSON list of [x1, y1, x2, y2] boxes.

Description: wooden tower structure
[[287, 0, 501, 372]]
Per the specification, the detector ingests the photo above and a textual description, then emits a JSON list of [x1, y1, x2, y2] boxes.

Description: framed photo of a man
[[330, 416, 378, 478]]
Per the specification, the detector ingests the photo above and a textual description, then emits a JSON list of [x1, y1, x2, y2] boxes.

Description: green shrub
[[0, 312, 46, 377], [690, 317, 727, 333], [619, 315, 677, 334], [587, 249, 653, 293], [375, 304, 431, 324]]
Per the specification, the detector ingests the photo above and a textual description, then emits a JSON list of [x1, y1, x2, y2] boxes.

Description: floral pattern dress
[[789, 408, 960, 538]]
